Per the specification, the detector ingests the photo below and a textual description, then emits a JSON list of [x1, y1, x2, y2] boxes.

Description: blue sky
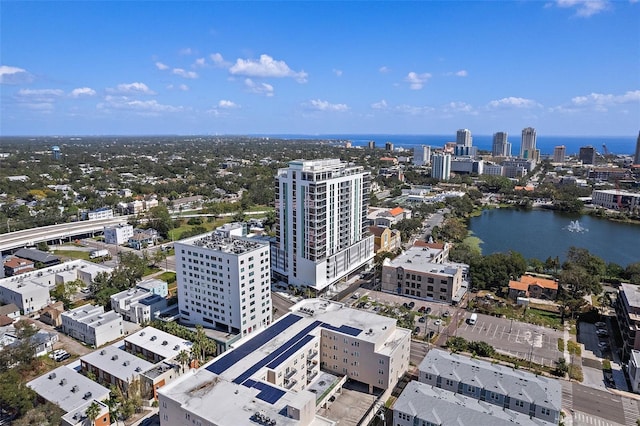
[[1, 1, 638, 136]]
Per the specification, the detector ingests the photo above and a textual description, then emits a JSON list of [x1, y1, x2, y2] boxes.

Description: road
[[271, 291, 296, 319], [563, 380, 639, 426], [410, 340, 430, 368]]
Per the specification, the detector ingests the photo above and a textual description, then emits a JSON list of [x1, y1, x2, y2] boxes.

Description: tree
[[624, 262, 640, 284], [176, 350, 190, 374], [85, 401, 102, 426], [554, 357, 569, 377], [148, 205, 173, 238]]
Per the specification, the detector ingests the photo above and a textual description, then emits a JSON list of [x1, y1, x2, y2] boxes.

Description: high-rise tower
[[553, 145, 566, 163], [492, 132, 510, 157], [456, 129, 472, 147], [431, 153, 452, 181], [272, 159, 374, 291], [520, 127, 537, 160], [635, 131, 640, 165]]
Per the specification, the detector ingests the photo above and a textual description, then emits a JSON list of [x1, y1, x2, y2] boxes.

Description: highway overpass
[[0, 217, 129, 254]]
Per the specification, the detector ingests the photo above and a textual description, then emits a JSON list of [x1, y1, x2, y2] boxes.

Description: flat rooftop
[[27, 365, 110, 413], [125, 326, 193, 360], [81, 344, 154, 383], [385, 247, 459, 275], [160, 299, 405, 425], [177, 233, 267, 255], [395, 381, 554, 426], [419, 349, 561, 411], [621, 283, 640, 309], [63, 304, 121, 327]]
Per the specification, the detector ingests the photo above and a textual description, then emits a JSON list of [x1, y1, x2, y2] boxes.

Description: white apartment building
[[381, 246, 468, 304], [175, 232, 272, 337], [520, 127, 539, 161], [431, 153, 451, 181], [413, 145, 431, 166], [61, 304, 123, 347], [124, 326, 193, 364], [272, 159, 374, 291], [0, 278, 50, 314], [104, 224, 134, 245], [157, 298, 410, 426], [592, 189, 640, 210], [110, 287, 167, 324], [86, 207, 113, 221]]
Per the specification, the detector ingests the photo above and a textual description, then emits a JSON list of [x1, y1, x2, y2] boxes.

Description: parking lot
[[455, 312, 563, 367]]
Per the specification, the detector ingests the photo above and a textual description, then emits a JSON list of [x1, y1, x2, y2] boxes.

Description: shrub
[[557, 338, 565, 352]]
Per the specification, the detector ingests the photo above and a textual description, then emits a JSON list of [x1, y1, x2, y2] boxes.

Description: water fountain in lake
[[566, 220, 588, 233]]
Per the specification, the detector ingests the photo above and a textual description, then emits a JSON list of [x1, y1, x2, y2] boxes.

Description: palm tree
[[176, 350, 190, 374], [85, 401, 101, 426]]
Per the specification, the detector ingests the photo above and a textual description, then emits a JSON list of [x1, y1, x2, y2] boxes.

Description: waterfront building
[[368, 140, 375, 150], [431, 153, 451, 181], [175, 232, 272, 336], [580, 145, 596, 165], [272, 159, 374, 292], [157, 298, 410, 426], [591, 189, 640, 210], [492, 132, 511, 157], [456, 128, 472, 147], [553, 145, 566, 163], [520, 127, 538, 161], [418, 348, 561, 424], [413, 145, 431, 166], [508, 275, 558, 300]]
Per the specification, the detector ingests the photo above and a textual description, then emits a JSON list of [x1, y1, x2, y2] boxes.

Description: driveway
[[30, 317, 93, 356]]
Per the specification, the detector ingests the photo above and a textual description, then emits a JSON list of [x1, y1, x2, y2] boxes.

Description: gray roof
[[14, 248, 60, 264], [621, 283, 640, 309], [419, 349, 561, 412], [0, 303, 19, 315], [27, 365, 110, 412], [80, 344, 154, 383], [124, 326, 192, 360], [394, 381, 553, 426]]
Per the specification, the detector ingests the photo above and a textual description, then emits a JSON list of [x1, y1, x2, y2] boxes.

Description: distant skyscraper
[[520, 127, 537, 160], [579, 146, 596, 165], [414, 145, 431, 166], [553, 145, 566, 163], [635, 131, 640, 165], [51, 145, 61, 160], [385, 142, 394, 151], [456, 129, 472, 147], [273, 159, 374, 291], [492, 132, 510, 157], [431, 153, 451, 181], [368, 140, 376, 150]]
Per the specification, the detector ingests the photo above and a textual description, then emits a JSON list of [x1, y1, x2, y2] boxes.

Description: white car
[[434, 319, 442, 326]]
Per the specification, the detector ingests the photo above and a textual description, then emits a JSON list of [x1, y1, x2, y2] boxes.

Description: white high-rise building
[[492, 132, 511, 157], [431, 153, 451, 181], [273, 159, 374, 291], [520, 127, 537, 160], [175, 233, 272, 336], [414, 145, 431, 166], [456, 129, 472, 147], [553, 145, 566, 163]]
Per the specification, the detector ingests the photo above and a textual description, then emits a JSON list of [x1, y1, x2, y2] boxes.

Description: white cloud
[[371, 100, 388, 110], [455, 70, 468, 77], [555, 0, 609, 17], [442, 101, 474, 113], [244, 78, 274, 96], [179, 47, 194, 55], [333, 69, 343, 77], [16, 89, 64, 105], [218, 99, 239, 109], [571, 90, 640, 106], [98, 95, 183, 114], [487, 96, 541, 108], [404, 72, 432, 90], [179, 84, 189, 91], [172, 68, 198, 79], [210, 53, 230, 68], [155, 62, 169, 70], [395, 104, 435, 115], [193, 58, 206, 68], [379, 66, 390, 74], [230, 54, 308, 83], [70, 87, 97, 98], [0, 65, 31, 84], [107, 82, 156, 95], [306, 99, 349, 112]]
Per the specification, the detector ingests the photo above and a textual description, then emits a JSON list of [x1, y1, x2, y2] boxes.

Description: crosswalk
[[622, 397, 640, 426], [572, 410, 625, 426]]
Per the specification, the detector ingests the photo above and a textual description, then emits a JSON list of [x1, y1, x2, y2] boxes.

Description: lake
[[467, 209, 640, 267]]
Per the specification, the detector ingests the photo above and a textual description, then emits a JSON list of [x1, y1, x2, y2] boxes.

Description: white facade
[[0, 278, 50, 314], [628, 350, 640, 393], [456, 128, 472, 147], [104, 224, 134, 245], [86, 208, 113, 221], [553, 145, 566, 163], [157, 298, 410, 426], [483, 163, 504, 176], [492, 132, 510, 157], [413, 145, 431, 166], [273, 159, 374, 291], [110, 288, 167, 324], [431, 153, 451, 181], [175, 233, 272, 337], [592, 189, 640, 210], [61, 304, 123, 347], [520, 127, 538, 160]]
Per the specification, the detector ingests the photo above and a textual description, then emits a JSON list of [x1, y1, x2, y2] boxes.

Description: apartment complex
[[110, 287, 167, 324], [431, 153, 451, 181], [418, 349, 561, 424], [61, 304, 123, 347], [456, 128, 472, 147], [124, 326, 193, 364], [553, 145, 566, 163], [413, 145, 431, 166], [616, 283, 640, 361], [381, 246, 468, 304], [520, 127, 539, 161], [272, 159, 374, 291], [492, 132, 511, 157], [104, 224, 134, 245], [158, 298, 410, 426], [175, 232, 272, 337], [591, 189, 640, 211]]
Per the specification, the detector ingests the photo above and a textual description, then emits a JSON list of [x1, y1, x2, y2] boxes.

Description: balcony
[[284, 368, 297, 380], [284, 379, 297, 389]]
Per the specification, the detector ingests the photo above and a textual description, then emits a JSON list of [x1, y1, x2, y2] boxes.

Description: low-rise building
[[61, 305, 123, 347], [616, 283, 640, 361], [3, 257, 35, 276], [124, 326, 193, 364], [14, 248, 60, 267], [128, 229, 159, 250], [592, 189, 640, 211], [369, 226, 402, 254], [0, 303, 20, 321], [381, 246, 467, 304], [394, 381, 554, 426], [0, 277, 51, 314], [508, 275, 558, 301], [418, 349, 561, 424], [27, 365, 111, 426], [367, 207, 411, 228], [157, 298, 411, 426], [110, 288, 167, 324], [84, 207, 114, 221], [104, 224, 134, 245], [40, 301, 65, 327], [136, 278, 168, 298], [80, 344, 155, 391], [628, 350, 640, 393]]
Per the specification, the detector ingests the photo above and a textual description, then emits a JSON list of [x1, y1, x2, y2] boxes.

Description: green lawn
[[52, 250, 91, 261], [156, 271, 176, 284]]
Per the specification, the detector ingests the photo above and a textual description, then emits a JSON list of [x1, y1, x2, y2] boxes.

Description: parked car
[[50, 349, 69, 362], [419, 316, 426, 323], [425, 307, 432, 314], [596, 329, 609, 337], [408, 301, 415, 309], [418, 306, 426, 313], [413, 326, 420, 334], [443, 311, 450, 318], [434, 319, 442, 326], [595, 322, 607, 329]]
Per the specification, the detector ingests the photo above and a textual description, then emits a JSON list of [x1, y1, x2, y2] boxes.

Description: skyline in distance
[[1, 1, 639, 137]]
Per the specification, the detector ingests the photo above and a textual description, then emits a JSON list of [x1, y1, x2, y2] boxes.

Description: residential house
[[128, 229, 159, 250], [40, 301, 65, 327], [3, 257, 35, 276], [110, 288, 167, 324], [0, 303, 20, 322], [369, 225, 402, 254], [14, 248, 60, 267], [508, 275, 558, 301]]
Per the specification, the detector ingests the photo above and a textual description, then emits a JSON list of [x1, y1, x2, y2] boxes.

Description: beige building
[[369, 225, 402, 254], [157, 298, 410, 426], [381, 246, 467, 304]]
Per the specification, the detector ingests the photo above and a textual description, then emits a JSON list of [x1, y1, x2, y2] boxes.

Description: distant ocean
[[262, 134, 637, 156]]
